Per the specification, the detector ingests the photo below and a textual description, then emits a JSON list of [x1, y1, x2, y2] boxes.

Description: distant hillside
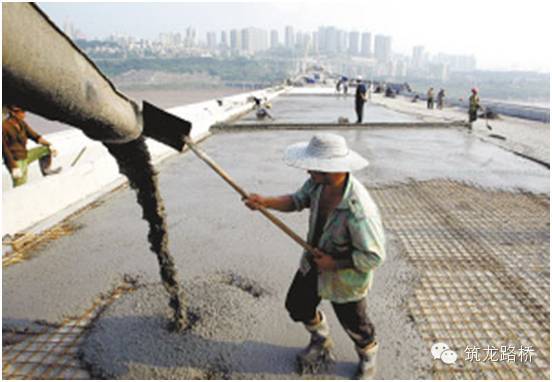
[[92, 57, 294, 86]]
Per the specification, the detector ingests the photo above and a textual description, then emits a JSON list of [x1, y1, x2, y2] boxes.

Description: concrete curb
[[213, 121, 469, 131]]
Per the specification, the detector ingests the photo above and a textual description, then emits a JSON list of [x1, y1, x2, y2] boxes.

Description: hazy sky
[[38, 1, 551, 72]]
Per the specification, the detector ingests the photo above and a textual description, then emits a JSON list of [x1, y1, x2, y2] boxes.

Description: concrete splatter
[[104, 137, 187, 331]]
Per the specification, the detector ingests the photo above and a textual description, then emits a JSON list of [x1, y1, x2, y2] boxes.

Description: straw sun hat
[[284, 133, 369, 173]]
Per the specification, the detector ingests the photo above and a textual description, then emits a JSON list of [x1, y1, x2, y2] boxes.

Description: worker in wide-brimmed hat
[[2, 105, 60, 187], [244, 133, 386, 379]]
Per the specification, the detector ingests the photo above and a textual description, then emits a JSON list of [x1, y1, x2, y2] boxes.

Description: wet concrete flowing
[[104, 137, 187, 331]]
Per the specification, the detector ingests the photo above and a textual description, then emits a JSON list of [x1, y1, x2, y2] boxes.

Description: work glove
[[12, 167, 23, 179], [49, 145, 58, 157]]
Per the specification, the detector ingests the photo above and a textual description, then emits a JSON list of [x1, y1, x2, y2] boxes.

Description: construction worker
[[436, 89, 446, 109], [2, 105, 60, 187], [336, 77, 343, 93], [426, 87, 434, 109], [244, 133, 386, 379], [355, 76, 368, 123], [254, 97, 274, 120], [468, 88, 482, 129], [342, 77, 349, 95]]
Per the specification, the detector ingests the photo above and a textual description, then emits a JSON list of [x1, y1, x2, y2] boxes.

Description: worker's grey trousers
[[355, 101, 365, 123], [285, 267, 376, 348]]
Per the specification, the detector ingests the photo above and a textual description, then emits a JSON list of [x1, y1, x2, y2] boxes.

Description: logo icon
[[432, 342, 457, 364]]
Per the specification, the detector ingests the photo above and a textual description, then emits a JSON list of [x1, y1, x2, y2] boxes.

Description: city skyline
[[67, 18, 479, 83], [38, 1, 550, 72]]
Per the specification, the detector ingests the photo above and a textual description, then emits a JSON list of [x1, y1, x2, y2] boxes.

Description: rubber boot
[[296, 311, 336, 375], [355, 341, 379, 379], [39, 154, 61, 176]]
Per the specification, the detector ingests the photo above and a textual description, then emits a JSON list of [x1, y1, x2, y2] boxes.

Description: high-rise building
[[250, 28, 268, 52], [395, 59, 408, 77], [361, 32, 372, 57], [220, 31, 228, 47], [184, 27, 196, 47], [412, 45, 425, 68], [174, 33, 182, 46], [241, 27, 268, 53], [296, 31, 303, 48], [230, 29, 241, 51], [337, 29, 347, 53], [374, 34, 391, 62], [318, 26, 339, 54], [241, 28, 250, 52], [158, 32, 181, 48], [206, 32, 217, 50], [317, 26, 328, 52], [311, 31, 319, 53], [348, 31, 360, 55], [270, 30, 279, 48], [294, 31, 312, 53], [285, 26, 295, 49], [302, 32, 312, 51]]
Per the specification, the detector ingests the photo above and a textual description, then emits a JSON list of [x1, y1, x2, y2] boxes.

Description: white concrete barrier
[[2, 86, 287, 239]]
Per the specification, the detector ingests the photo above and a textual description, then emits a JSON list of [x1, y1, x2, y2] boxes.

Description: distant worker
[[253, 97, 273, 120], [354, 76, 368, 123], [342, 78, 349, 95], [426, 87, 434, 109], [256, 105, 273, 120], [244, 133, 386, 379], [468, 88, 482, 129], [336, 78, 343, 93], [2, 105, 60, 187], [436, 89, 446, 109], [253, 96, 262, 108]]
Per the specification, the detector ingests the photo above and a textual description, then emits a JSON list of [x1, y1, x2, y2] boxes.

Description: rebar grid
[[2, 281, 136, 380], [2, 223, 79, 268], [2, 185, 125, 270], [371, 179, 550, 379], [2, 179, 548, 379]]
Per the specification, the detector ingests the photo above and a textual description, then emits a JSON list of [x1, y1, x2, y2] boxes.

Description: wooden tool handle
[[184, 137, 315, 254]]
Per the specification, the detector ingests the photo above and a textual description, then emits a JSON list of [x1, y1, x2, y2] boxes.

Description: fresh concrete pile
[[80, 235, 430, 379], [81, 274, 275, 379]]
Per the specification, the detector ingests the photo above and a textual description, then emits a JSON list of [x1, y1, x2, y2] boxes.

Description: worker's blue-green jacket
[[291, 174, 386, 303]]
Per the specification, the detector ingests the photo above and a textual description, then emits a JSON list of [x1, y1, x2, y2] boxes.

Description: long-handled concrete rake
[[485, 115, 493, 131], [483, 107, 493, 130], [143, 102, 317, 257]]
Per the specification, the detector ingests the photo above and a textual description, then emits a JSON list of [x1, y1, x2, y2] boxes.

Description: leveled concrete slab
[[239, 94, 420, 124], [371, 93, 550, 166], [3, 128, 548, 321], [3, 125, 548, 379]]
